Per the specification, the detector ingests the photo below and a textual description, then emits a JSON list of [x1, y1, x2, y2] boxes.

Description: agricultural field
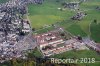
[[51, 50, 100, 66], [28, 0, 75, 28], [28, 0, 100, 42], [51, 50, 100, 61], [90, 22, 100, 42]]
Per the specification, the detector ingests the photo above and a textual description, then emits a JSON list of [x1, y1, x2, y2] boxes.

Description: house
[[71, 12, 87, 20], [63, 2, 79, 9], [0, 12, 5, 20]]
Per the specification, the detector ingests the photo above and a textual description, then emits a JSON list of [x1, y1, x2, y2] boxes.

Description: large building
[[34, 30, 65, 56], [34, 29, 89, 56]]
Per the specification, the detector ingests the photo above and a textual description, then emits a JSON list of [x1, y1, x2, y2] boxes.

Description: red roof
[[34, 31, 63, 45]]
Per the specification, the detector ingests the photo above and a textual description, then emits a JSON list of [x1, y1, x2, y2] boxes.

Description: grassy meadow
[[28, 0, 75, 28], [28, 0, 100, 42]]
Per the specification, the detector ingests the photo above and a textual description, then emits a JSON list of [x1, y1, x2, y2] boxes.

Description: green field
[[28, 0, 100, 42], [90, 22, 100, 42], [51, 50, 100, 66], [28, 0, 75, 29], [51, 50, 100, 61]]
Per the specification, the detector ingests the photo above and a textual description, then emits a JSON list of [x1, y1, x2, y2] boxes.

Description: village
[[0, 0, 43, 63], [0, 0, 100, 65]]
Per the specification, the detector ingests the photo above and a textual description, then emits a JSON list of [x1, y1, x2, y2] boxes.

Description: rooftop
[[34, 30, 63, 45]]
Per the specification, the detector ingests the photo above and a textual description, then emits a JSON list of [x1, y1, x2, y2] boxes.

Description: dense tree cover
[[0, 0, 9, 3]]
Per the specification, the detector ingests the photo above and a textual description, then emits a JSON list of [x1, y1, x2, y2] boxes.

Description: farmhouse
[[63, 2, 79, 9], [71, 12, 87, 20]]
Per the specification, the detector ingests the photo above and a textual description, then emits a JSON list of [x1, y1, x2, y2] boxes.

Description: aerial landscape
[[0, 0, 100, 66]]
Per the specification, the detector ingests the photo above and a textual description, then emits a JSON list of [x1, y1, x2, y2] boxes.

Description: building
[[64, 2, 79, 9], [34, 30, 65, 56], [34, 30, 89, 56], [71, 12, 87, 20], [0, 12, 5, 20]]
